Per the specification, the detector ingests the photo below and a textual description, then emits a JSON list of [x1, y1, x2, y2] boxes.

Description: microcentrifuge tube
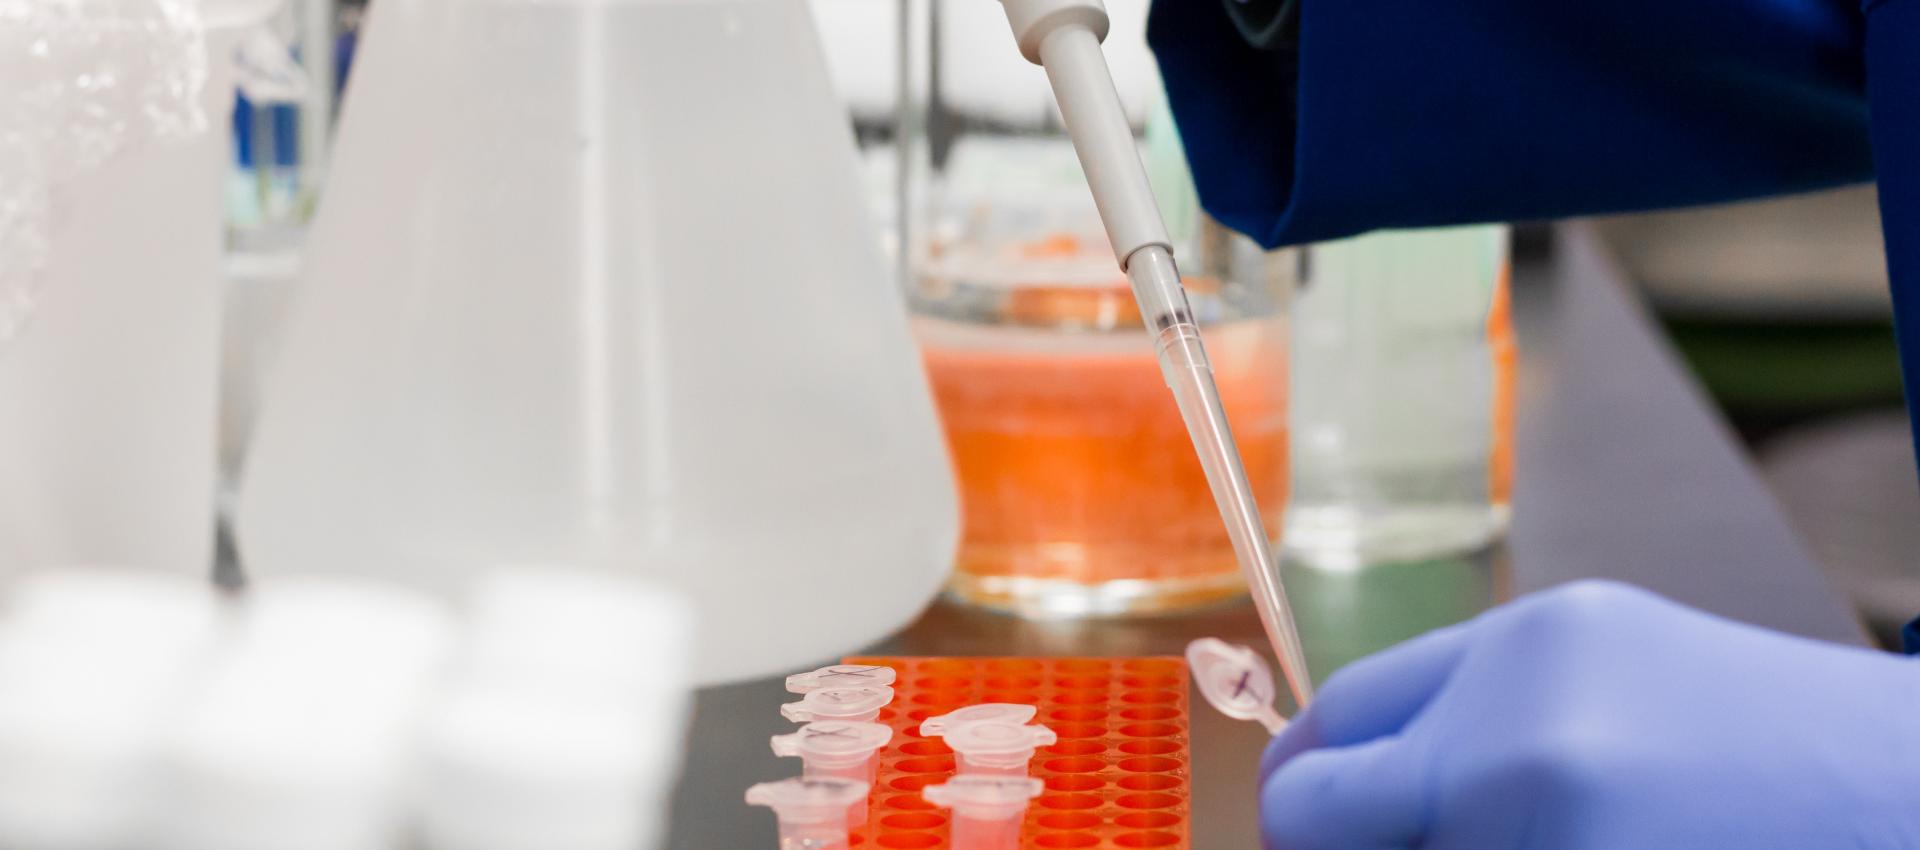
[[785, 664, 897, 693], [770, 721, 892, 825], [1187, 637, 1290, 734], [922, 775, 1042, 850], [917, 703, 1038, 737], [778, 686, 893, 724], [745, 777, 868, 850], [937, 720, 1056, 776]]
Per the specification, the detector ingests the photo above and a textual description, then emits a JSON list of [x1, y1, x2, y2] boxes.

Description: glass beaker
[[1285, 225, 1515, 569], [916, 220, 1291, 617], [905, 0, 1287, 617], [236, 0, 958, 685]]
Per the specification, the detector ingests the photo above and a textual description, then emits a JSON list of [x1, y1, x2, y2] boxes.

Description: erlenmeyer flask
[[236, 0, 958, 685]]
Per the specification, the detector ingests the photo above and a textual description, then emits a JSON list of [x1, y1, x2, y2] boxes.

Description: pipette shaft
[[1001, 0, 1314, 708]]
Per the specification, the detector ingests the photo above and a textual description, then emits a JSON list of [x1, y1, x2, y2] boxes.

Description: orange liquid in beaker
[[920, 317, 1287, 614]]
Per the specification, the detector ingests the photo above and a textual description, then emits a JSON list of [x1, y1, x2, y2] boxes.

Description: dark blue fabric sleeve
[[1146, 0, 1875, 250], [1867, 0, 1920, 470], [1147, 0, 1920, 478]]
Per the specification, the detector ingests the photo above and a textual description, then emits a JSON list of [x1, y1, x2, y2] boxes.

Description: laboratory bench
[[666, 222, 1866, 849]]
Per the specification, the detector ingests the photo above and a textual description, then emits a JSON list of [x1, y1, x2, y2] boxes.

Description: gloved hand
[[1260, 580, 1920, 850]]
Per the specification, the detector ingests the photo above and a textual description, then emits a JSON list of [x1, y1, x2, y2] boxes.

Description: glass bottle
[[1285, 225, 1515, 569]]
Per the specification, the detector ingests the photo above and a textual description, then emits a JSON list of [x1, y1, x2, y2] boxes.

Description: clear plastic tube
[[745, 777, 867, 850], [922, 776, 1042, 850]]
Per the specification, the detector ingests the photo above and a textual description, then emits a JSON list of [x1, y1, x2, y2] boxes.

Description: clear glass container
[[901, 1, 1293, 615], [1285, 225, 1516, 569]]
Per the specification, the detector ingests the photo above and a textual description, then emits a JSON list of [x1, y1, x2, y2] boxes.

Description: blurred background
[[221, 0, 1918, 641]]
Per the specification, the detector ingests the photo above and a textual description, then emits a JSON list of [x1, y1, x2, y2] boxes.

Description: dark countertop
[[666, 223, 1864, 849]]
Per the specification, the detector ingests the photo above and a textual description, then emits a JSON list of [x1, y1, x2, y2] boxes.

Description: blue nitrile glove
[[1260, 580, 1920, 850]]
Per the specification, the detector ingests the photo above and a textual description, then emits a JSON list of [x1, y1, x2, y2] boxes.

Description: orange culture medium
[[919, 318, 1287, 594]]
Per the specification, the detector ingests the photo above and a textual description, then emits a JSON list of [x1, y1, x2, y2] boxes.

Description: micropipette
[[1187, 638, 1290, 734], [922, 776, 1043, 850], [745, 777, 868, 850], [996, 0, 1314, 708]]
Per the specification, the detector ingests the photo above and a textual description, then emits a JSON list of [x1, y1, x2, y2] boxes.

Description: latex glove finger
[[1262, 616, 1475, 780], [1261, 735, 1425, 850]]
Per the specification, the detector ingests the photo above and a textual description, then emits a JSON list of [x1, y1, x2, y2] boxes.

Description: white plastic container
[[236, 0, 959, 685], [0, 12, 252, 579]]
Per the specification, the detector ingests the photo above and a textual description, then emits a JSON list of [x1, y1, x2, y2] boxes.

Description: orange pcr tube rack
[[842, 656, 1190, 849]]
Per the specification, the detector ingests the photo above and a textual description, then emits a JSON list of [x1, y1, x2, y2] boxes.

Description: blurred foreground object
[[1286, 225, 1514, 569], [0, 571, 221, 849], [0, 0, 274, 578], [0, 567, 691, 850], [236, 0, 957, 684]]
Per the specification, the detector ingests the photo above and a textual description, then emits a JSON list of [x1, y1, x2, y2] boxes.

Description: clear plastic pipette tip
[[1127, 246, 1315, 709], [1187, 638, 1290, 734]]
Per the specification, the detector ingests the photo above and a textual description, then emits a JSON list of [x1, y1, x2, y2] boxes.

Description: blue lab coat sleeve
[[1147, 0, 1920, 477], [1867, 0, 1920, 474]]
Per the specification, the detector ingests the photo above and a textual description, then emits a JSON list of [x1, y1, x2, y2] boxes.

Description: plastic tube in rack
[[922, 775, 1043, 850], [936, 719, 1056, 776], [778, 686, 893, 724], [785, 664, 898, 693], [917, 703, 1038, 737], [745, 777, 869, 850], [770, 721, 893, 825]]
